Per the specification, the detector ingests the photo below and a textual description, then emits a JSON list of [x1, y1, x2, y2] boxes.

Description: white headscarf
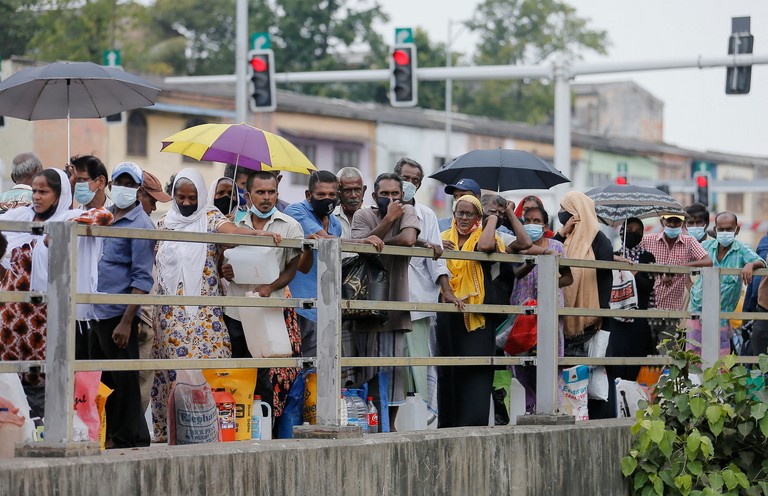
[[207, 177, 235, 207], [2, 168, 83, 290], [156, 168, 219, 318]]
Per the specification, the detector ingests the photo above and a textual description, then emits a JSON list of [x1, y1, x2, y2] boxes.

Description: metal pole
[[445, 19, 453, 164], [535, 254, 559, 414], [315, 238, 342, 425], [553, 56, 573, 187], [235, 0, 248, 124], [699, 266, 721, 368], [44, 222, 78, 443]]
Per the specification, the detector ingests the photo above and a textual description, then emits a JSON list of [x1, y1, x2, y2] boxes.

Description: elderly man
[[334, 166, 367, 239], [0, 152, 42, 212]]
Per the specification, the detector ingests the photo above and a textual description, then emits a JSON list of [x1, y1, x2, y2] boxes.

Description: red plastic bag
[[505, 299, 537, 355], [73, 371, 102, 442]]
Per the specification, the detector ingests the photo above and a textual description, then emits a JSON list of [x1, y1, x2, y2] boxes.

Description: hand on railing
[[360, 235, 384, 252], [255, 230, 282, 245]]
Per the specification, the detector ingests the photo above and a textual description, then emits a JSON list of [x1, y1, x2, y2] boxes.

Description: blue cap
[[112, 161, 144, 185], [444, 178, 481, 196]]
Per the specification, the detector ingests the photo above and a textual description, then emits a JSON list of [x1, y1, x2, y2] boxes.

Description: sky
[[377, 0, 768, 157]]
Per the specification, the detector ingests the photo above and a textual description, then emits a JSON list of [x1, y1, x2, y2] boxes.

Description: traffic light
[[694, 171, 710, 206], [615, 175, 628, 185], [616, 162, 628, 185], [390, 44, 417, 107], [247, 49, 276, 113], [726, 16, 753, 95]]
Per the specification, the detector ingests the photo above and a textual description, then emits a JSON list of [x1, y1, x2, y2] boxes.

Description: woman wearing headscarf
[[553, 191, 615, 418], [514, 195, 554, 238], [151, 168, 281, 441], [208, 176, 238, 218], [437, 194, 505, 427], [0, 168, 84, 417]]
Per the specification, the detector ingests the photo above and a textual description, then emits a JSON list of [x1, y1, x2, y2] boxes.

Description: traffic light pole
[[235, 0, 247, 123]]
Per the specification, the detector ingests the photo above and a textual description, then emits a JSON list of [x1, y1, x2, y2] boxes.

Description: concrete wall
[[1, 420, 632, 496]]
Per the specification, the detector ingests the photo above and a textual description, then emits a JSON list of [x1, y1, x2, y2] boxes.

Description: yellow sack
[[203, 369, 257, 441], [730, 289, 746, 329], [95, 382, 113, 450], [303, 370, 317, 425]]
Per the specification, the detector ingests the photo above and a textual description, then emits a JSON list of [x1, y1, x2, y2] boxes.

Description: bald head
[[715, 211, 738, 226], [11, 153, 43, 186]]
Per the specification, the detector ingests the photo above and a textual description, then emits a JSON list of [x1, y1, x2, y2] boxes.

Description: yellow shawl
[[442, 217, 505, 332]]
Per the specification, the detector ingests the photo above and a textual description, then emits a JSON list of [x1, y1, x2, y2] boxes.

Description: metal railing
[[1, 219, 765, 446]]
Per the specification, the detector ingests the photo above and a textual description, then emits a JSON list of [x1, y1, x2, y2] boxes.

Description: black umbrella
[[0, 61, 160, 160], [585, 183, 685, 227], [429, 148, 570, 191]]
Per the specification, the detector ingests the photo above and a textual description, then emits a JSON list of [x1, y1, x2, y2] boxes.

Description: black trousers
[[89, 315, 150, 448]]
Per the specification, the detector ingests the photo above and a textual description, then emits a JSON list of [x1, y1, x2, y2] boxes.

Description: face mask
[[310, 197, 335, 218], [664, 226, 682, 239], [251, 205, 277, 219], [716, 232, 736, 247], [457, 220, 480, 236], [524, 224, 544, 242], [376, 197, 391, 217], [402, 181, 417, 203], [35, 202, 58, 221], [74, 182, 96, 205], [177, 203, 197, 217], [111, 185, 138, 209], [558, 211, 573, 225], [624, 231, 643, 249], [687, 226, 706, 241], [214, 195, 233, 215]]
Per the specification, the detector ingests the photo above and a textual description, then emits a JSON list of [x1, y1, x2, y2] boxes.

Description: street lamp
[[445, 18, 468, 165]]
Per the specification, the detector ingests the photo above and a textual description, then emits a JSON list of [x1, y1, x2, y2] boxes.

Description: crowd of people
[[1, 151, 766, 446]]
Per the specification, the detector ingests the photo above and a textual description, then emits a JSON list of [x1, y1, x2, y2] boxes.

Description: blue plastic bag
[[276, 368, 308, 439]]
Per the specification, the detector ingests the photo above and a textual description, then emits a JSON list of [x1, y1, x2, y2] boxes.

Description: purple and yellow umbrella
[[160, 122, 317, 174]]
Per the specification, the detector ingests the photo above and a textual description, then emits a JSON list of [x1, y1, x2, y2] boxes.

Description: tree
[[457, 0, 609, 124], [0, 0, 38, 59]]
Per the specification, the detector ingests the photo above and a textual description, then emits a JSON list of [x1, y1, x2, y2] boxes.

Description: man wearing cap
[[639, 213, 712, 345], [90, 161, 155, 448], [138, 170, 172, 215], [437, 178, 482, 232]]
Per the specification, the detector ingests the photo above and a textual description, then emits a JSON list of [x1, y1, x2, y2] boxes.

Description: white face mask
[[402, 181, 417, 202], [111, 185, 138, 209]]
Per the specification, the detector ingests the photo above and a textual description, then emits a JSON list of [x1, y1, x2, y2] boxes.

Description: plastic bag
[[341, 255, 389, 323], [303, 369, 317, 425], [0, 373, 36, 442], [610, 270, 639, 322], [562, 365, 589, 421], [615, 378, 649, 418], [505, 299, 537, 355], [95, 383, 113, 450], [588, 366, 609, 401], [73, 412, 90, 442], [168, 369, 219, 445], [203, 369, 257, 441], [277, 368, 308, 439], [73, 371, 102, 442], [495, 315, 516, 350]]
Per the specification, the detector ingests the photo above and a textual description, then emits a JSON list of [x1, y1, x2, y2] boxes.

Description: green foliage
[[0, 0, 39, 58], [621, 334, 768, 495]]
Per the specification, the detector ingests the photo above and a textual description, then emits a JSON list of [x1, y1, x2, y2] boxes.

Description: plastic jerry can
[[223, 246, 279, 285], [251, 396, 273, 440], [394, 392, 428, 432], [212, 389, 237, 442]]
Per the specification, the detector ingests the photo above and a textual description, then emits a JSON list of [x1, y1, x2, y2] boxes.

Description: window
[[726, 193, 744, 213], [292, 143, 317, 186], [334, 147, 359, 173], [126, 112, 147, 157], [182, 118, 207, 163]]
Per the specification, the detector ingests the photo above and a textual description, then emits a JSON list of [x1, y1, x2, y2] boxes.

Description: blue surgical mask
[[402, 181, 417, 202], [524, 224, 544, 242], [111, 185, 138, 209], [716, 231, 736, 247], [687, 226, 706, 241], [250, 205, 277, 219], [74, 182, 96, 205], [664, 226, 682, 239]]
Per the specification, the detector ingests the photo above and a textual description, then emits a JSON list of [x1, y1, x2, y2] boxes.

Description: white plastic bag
[[615, 378, 650, 418], [0, 373, 36, 442], [588, 366, 609, 401]]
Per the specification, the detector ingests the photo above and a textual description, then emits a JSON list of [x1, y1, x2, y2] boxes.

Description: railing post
[[315, 238, 342, 425], [699, 266, 721, 368], [44, 222, 78, 443], [535, 255, 559, 414]]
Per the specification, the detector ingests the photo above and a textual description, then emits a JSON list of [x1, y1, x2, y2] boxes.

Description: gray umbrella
[[0, 61, 160, 159], [429, 148, 570, 191]]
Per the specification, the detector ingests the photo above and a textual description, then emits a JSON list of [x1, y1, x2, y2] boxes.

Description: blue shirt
[[94, 203, 156, 320], [284, 200, 342, 321]]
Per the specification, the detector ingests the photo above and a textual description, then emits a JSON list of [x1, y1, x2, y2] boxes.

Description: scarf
[[560, 191, 601, 337], [156, 168, 216, 318]]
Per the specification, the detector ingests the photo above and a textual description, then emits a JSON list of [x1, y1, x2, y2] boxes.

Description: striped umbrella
[[585, 183, 685, 227], [160, 122, 317, 174]]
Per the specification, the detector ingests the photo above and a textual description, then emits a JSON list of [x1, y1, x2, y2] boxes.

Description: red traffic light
[[616, 176, 628, 185], [250, 56, 268, 72], [393, 49, 410, 66], [696, 175, 708, 188]]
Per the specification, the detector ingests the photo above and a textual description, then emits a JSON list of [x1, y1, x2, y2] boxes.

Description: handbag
[[504, 299, 537, 355], [341, 254, 389, 324], [610, 270, 639, 322]]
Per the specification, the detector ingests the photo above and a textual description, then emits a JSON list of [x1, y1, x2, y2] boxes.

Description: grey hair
[[480, 193, 506, 210], [11, 153, 43, 184], [394, 157, 423, 179], [337, 167, 363, 182], [173, 177, 196, 194]]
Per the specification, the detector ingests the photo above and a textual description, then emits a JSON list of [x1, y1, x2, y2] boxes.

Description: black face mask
[[558, 211, 573, 226], [35, 202, 58, 221], [178, 203, 197, 217], [624, 231, 643, 249], [310, 197, 336, 218], [376, 197, 391, 217], [214, 196, 233, 215]]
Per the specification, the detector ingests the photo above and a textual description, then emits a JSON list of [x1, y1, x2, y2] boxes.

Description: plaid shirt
[[640, 233, 708, 310]]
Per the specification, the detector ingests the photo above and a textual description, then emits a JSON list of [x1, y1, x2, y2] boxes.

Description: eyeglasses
[[454, 211, 478, 219]]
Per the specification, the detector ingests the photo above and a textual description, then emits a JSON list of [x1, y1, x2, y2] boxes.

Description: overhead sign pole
[[235, 0, 248, 123]]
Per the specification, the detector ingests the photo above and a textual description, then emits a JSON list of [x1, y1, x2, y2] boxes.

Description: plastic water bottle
[[352, 394, 369, 434], [251, 395, 262, 440], [367, 396, 379, 434]]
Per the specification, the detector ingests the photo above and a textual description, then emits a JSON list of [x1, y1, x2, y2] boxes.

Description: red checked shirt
[[639, 233, 708, 311]]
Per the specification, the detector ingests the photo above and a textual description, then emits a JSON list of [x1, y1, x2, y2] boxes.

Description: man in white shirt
[[333, 166, 367, 240], [0, 152, 42, 212], [395, 157, 463, 420]]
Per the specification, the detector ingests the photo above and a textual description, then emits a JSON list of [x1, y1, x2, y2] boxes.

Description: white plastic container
[[508, 378, 526, 425], [238, 292, 292, 358], [223, 246, 279, 285], [394, 392, 428, 432], [251, 396, 273, 441]]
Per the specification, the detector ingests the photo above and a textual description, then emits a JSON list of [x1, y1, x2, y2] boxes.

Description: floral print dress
[[150, 210, 232, 441]]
